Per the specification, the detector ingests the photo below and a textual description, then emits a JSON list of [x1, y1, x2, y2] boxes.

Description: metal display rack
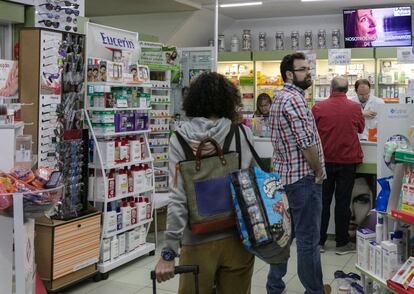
[[85, 81, 156, 279]]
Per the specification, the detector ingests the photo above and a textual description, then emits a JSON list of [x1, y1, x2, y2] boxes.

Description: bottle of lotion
[[376, 215, 384, 244], [106, 203, 117, 234], [130, 198, 137, 225], [138, 196, 146, 222], [110, 236, 119, 260]]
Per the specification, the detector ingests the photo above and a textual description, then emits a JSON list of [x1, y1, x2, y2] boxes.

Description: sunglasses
[[43, 72, 61, 81], [64, 25, 78, 32], [63, 8, 79, 16], [38, 20, 60, 28], [58, 1, 79, 9], [39, 4, 62, 12], [38, 12, 60, 19]]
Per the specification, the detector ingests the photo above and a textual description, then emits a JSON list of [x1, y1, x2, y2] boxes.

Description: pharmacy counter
[[254, 137, 377, 174]]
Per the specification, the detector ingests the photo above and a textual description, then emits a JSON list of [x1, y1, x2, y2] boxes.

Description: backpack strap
[[175, 132, 196, 160], [234, 124, 241, 168], [222, 125, 235, 153], [238, 124, 270, 172]]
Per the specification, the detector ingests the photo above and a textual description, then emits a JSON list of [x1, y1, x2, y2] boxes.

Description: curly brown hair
[[182, 72, 242, 122]]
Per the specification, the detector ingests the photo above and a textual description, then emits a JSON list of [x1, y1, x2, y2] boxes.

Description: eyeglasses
[[63, 8, 79, 16], [38, 12, 60, 19], [39, 3, 62, 12], [38, 20, 60, 28], [292, 67, 311, 72], [64, 25, 78, 32], [55, 0, 79, 8]]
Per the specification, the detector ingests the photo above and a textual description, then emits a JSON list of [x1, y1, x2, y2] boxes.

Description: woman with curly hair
[[155, 72, 255, 293]]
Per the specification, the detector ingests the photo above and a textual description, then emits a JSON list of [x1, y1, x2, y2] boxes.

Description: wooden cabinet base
[[35, 211, 101, 292], [42, 264, 97, 293]]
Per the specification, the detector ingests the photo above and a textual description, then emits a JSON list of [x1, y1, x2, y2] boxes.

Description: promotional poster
[[343, 6, 412, 48]]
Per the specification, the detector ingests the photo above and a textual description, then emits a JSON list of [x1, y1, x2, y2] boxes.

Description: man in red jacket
[[312, 76, 365, 255]]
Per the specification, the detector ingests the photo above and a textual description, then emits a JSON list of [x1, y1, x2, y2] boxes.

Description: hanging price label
[[328, 49, 351, 65]]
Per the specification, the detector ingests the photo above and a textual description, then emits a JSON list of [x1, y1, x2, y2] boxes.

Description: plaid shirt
[[270, 83, 325, 185]]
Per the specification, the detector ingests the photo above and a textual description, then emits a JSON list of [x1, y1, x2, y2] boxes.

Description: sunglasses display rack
[[149, 70, 172, 194], [85, 79, 156, 276], [35, 0, 83, 34], [20, 29, 88, 217]]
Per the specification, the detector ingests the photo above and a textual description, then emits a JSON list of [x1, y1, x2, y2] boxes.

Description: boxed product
[[375, 244, 383, 278], [107, 61, 124, 82], [87, 58, 101, 82], [391, 256, 414, 288], [357, 228, 376, 270], [134, 112, 148, 131], [92, 123, 116, 136], [101, 238, 110, 262], [368, 240, 377, 273], [115, 112, 135, 133], [125, 230, 135, 252], [118, 233, 126, 256], [381, 240, 399, 280], [94, 141, 115, 165], [91, 111, 115, 124]]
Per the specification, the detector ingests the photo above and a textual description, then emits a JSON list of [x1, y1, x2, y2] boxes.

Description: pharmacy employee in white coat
[[352, 79, 385, 140]]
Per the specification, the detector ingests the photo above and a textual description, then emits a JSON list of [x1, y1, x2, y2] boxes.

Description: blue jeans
[[266, 175, 324, 294]]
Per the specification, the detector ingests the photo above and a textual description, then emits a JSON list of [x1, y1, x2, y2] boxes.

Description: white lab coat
[[351, 95, 385, 140]]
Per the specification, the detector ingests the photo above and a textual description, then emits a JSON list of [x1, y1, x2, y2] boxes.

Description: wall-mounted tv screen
[[343, 6, 412, 48]]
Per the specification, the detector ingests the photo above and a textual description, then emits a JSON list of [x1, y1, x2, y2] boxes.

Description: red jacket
[[312, 92, 365, 164]]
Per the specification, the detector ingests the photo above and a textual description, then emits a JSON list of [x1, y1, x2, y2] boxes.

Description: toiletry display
[[332, 29, 341, 48], [218, 34, 225, 52], [230, 35, 239, 52], [290, 31, 299, 50], [317, 29, 326, 49]]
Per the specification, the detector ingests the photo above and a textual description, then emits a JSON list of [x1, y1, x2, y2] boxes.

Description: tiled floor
[[61, 235, 357, 294]]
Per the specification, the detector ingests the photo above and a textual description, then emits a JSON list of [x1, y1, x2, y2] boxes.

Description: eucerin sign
[[87, 22, 140, 61], [100, 32, 135, 50]]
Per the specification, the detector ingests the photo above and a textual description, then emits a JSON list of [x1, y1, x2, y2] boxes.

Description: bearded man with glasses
[[267, 52, 330, 294]]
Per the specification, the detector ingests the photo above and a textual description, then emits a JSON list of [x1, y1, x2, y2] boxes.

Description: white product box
[[101, 238, 111, 262], [129, 139, 141, 161], [95, 141, 115, 165], [375, 244, 383, 278], [133, 227, 141, 248], [118, 233, 126, 256], [125, 230, 135, 252], [381, 240, 399, 280], [368, 241, 377, 274], [91, 111, 115, 124], [357, 228, 376, 270]]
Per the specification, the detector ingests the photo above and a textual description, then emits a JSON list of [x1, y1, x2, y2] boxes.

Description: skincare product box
[[357, 228, 376, 270], [101, 238, 110, 262], [94, 140, 115, 165], [368, 240, 377, 273], [381, 240, 399, 280]]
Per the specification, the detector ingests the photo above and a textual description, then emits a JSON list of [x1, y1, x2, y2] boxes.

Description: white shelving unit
[[149, 69, 172, 194], [85, 81, 156, 277]]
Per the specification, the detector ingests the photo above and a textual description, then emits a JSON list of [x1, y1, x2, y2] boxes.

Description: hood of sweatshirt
[[176, 117, 232, 156]]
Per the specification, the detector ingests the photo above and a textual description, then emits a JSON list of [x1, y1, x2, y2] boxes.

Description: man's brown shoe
[[324, 284, 332, 294]]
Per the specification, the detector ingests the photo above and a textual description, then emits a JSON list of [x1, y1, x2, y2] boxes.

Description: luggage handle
[[151, 265, 200, 294], [195, 138, 226, 171]]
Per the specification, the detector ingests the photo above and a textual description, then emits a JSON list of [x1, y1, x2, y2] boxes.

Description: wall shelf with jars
[[314, 48, 376, 102]]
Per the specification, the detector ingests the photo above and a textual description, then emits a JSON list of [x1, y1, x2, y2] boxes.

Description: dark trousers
[[320, 163, 357, 247]]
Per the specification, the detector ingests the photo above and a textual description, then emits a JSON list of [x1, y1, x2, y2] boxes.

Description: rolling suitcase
[[150, 265, 200, 294]]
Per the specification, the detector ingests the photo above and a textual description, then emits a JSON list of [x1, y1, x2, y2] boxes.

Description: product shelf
[[355, 264, 388, 289], [150, 102, 171, 105], [391, 210, 414, 225], [88, 107, 152, 111], [88, 157, 154, 170], [93, 187, 154, 203], [97, 242, 155, 273], [150, 131, 170, 135], [88, 82, 153, 88], [387, 280, 414, 294], [103, 218, 153, 238], [95, 129, 151, 138], [150, 144, 169, 148]]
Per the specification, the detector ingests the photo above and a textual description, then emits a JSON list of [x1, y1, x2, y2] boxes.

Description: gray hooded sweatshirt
[[164, 117, 254, 255]]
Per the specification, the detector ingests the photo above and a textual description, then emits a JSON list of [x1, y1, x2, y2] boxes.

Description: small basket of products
[[0, 167, 64, 218]]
